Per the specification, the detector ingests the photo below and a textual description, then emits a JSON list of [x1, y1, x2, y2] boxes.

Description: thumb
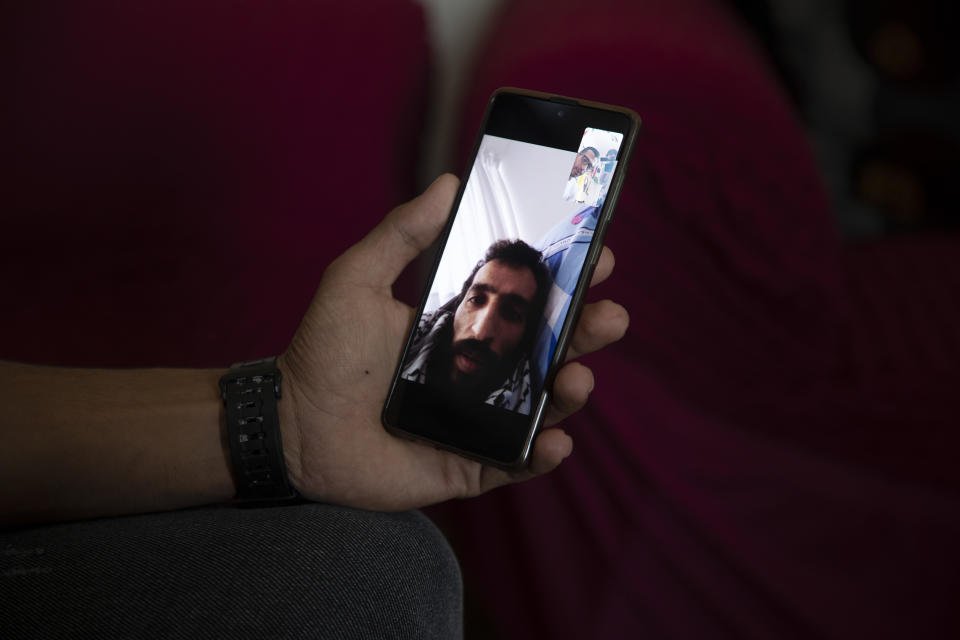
[[342, 173, 459, 288]]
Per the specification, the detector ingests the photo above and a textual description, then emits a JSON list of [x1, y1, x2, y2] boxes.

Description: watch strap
[[219, 357, 299, 505]]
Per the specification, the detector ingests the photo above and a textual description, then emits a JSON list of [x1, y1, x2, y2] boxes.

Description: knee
[[1, 504, 464, 639], [265, 504, 464, 638]]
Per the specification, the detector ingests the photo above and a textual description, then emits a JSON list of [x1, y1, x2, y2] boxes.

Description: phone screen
[[384, 90, 638, 467]]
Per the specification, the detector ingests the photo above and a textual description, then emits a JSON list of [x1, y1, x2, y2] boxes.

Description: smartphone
[[382, 88, 640, 469]]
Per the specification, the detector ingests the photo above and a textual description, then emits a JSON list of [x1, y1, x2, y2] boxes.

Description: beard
[[427, 335, 518, 404]]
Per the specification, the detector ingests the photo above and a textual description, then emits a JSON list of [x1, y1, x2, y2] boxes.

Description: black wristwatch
[[219, 357, 300, 506]]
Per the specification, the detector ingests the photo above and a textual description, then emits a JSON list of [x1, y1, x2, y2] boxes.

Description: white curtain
[[425, 147, 521, 313]]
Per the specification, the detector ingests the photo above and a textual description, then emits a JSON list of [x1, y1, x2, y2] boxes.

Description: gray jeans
[[1, 503, 463, 639]]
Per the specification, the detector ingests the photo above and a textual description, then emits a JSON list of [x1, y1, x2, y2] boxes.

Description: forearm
[[0, 362, 235, 527]]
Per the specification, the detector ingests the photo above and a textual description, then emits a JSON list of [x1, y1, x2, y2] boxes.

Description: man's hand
[[0, 174, 627, 526], [279, 174, 630, 511]]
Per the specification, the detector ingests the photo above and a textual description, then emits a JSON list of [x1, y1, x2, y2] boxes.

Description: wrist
[[274, 352, 305, 494]]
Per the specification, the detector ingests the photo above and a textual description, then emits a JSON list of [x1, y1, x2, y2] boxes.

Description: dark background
[[728, 0, 959, 237]]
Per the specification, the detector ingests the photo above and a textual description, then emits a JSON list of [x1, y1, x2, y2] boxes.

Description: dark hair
[[580, 146, 600, 159], [441, 239, 551, 358]]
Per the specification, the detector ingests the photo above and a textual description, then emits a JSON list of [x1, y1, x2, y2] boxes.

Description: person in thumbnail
[[401, 239, 551, 413], [569, 146, 599, 180], [563, 146, 600, 202]]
